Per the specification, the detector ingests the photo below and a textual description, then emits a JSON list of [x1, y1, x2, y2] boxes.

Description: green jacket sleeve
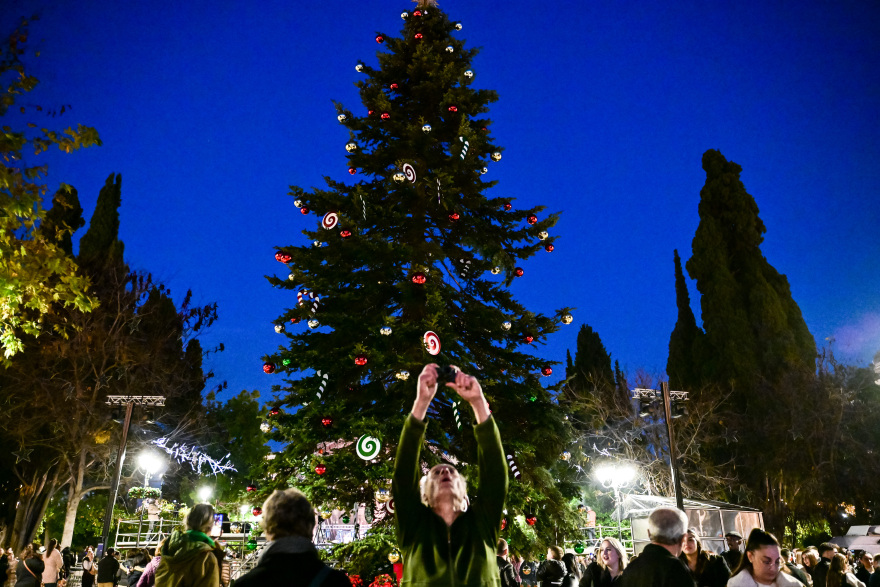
[[473, 415, 508, 544], [393, 413, 428, 548]]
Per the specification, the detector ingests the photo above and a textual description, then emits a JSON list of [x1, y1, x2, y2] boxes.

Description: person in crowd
[[155, 503, 229, 587], [585, 507, 598, 543], [393, 364, 508, 587], [678, 528, 730, 587], [126, 549, 151, 587], [728, 528, 801, 587], [97, 548, 120, 587], [135, 545, 162, 587], [619, 507, 694, 587], [0, 548, 9, 587], [60, 547, 74, 581], [827, 553, 865, 587], [15, 544, 45, 587], [510, 553, 523, 582], [497, 540, 519, 587], [520, 558, 538, 587], [580, 537, 628, 587], [723, 532, 745, 572], [870, 556, 880, 587], [41, 538, 64, 587], [855, 553, 874, 586], [813, 544, 840, 587], [537, 547, 567, 587], [804, 551, 821, 578], [562, 553, 582, 587], [780, 548, 811, 586], [81, 547, 97, 587], [232, 488, 348, 587]]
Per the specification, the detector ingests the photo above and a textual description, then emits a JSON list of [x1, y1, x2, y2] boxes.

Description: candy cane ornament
[[459, 136, 469, 160], [402, 163, 416, 183], [506, 453, 522, 480]]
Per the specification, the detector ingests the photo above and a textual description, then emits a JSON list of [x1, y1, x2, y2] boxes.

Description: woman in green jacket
[[393, 364, 509, 587]]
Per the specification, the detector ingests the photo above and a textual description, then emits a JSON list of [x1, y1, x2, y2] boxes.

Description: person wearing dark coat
[[496, 540, 518, 587], [14, 544, 45, 587], [520, 560, 538, 586], [619, 507, 695, 587], [781, 548, 811, 587], [232, 488, 349, 587], [581, 537, 628, 587], [537, 547, 568, 587], [812, 544, 839, 587], [561, 553, 582, 587], [97, 548, 121, 587], [679, 529, 730, 587], [722, 532, 744, 573]]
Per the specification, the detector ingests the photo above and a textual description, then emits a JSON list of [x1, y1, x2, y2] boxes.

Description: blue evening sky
[[8, 0, 880, 400]]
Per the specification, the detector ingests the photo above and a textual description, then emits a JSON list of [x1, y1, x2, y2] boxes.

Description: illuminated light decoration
[[562, 314, 573, 324], [153, 438, 237, 476], [263, 363, 276, 374], [348, 167, 357, 175], [411, 272, 427, 284], [389, 550, 401, 564], [381, 112, 390, 120], [526, 514, 537, 526], [282, 358, 291, 366], [527, 215, 538, 225], [253, 507, 262, 516], [561, 451, 571, 461], [422, 124, 432, 133], [455, 23, 462, 30], [260, 421, 271, 433], [315, 464, 327, 475], [340, 230, 352, 238], [545, 244, 554, 252], [274, 324, 284, 333], [541, 366, 553, 376], [375, 488, 391, 502], [481, 167, 488, 174], [514, 267, 524, 277], [464, 70, 474, 79], [274, 252, 291, 263], [368, 110, 375, 117], [529, 395, 537, 402], [396, 370, 410, 380], [448, 105, 458, 112], [492, 267, 502, 275], [446, 45, 454, 53], [376, 35, 384, 43], [294, 199, 303, 207], [354, 354, 368, 366], [321, 417, 333, 427]]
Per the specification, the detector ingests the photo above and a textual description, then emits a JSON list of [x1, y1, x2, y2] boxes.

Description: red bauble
[[448, 212, 460, 222], [348, 167, 357, 175], [526, 514, 537, 526], [275, 252, 292, 263], [413, 10, 422, 16], [340, 230, 352, 238], [412, 272, 427, 284], [252, 507, 263, 517], [368, 109, 375, 116], [315, 464, 327, 475], [354, 354, 368, 366], [246, 484, 257, 492], [381, 112, 390, 120], [263, 363, 276, 374], [390, 83, 399, 90], [524, 335, 534, 344], [527, 215, 538, 225], [269, 408, 280, 417], [501, 518, 508, 531], [414, 33, 423, 40], [503, 203, 512, 211], [515, 267, 524, 277], [290, 317, 301, 324], [321, 417, 333, 427], [545, 244, 554, 252], [482, 127, 488, 132], [448, 105, 458, 112], [300, 207, 309, 215], [376, 35, 384, 43], [541, 366, 553, 376]]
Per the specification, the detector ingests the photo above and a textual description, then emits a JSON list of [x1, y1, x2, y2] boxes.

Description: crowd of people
[[2, 365, 878, 587]]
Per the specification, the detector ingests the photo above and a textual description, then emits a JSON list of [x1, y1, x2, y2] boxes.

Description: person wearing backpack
[[232, 489, 349, 587], [81, 547, 97, 587]]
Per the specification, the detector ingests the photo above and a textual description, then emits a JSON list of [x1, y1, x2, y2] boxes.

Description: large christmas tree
[[259, 3, 579, 551]]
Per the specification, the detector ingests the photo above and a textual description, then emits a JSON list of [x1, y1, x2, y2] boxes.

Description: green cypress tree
[[568, 324, 614, 393], [686, 150, 816, 393], [260, 5, 576, 550], [666, 249, 703, 392], [78, 173, 125, 283]]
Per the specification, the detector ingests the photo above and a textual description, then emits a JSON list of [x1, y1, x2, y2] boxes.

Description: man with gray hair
[[619, 507, 695, 587], [233, 489, 349, 587]]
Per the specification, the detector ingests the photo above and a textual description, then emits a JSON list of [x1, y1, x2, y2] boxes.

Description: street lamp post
[[100, 395, 165, 554], [135, 451, 164, 548], [595, 463, 638, 542]]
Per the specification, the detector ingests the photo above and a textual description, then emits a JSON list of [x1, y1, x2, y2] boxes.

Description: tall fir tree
[[261, 5, 577, 549], [686, 150, 816, 393], [666, 249, 703, 392]]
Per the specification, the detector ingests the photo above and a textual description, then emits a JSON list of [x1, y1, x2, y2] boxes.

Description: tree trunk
[[8, 467, 60, 553], [60, 451, 87, 548]]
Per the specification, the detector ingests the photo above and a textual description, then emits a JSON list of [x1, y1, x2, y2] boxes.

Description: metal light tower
[[100, 395, 165, 553]]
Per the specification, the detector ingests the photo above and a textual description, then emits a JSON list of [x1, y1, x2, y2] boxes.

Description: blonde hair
[[420, 464, 468, 512], [599, 537, 629, 574]]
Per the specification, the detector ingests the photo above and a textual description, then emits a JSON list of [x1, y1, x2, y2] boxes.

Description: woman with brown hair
[[14, 544, 44, 587], [729, 528, 801, 587], [678, 528, 730, 587], [826, 553, 865, 587]]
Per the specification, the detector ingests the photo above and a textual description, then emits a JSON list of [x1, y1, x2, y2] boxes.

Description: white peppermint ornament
[[337, 114, 347, 122], [345, 142, 358, 152], [464, 70, 474, 79], [422, 124, 432, 133], [308, 319, 319, 329], [491, 152, 502, 161]]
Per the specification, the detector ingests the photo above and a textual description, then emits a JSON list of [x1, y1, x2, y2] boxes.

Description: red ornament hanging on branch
[[390, 83, 398, 90], [341, 230, 352, 238], [541, 366, 553, 376], [321, 417, 333, 428], [348, 167, 357, 175], [514, 268, 524, 277], [448, 105, 458, 112], [524, 335, 534, 344], [268, 407, 280, 417], [526, 514, 537, 526], [300, 207, 309, 215], [252, 507, 263, 517], [545, 244, 554, 252], [414, 33, 423, 40], [503, 203, 512, 211], [527, 215, 538, 225], [448, 212, 460, 222], [315, 464, 327, 475], [412, 272, 427, 285], [246, 484, 257, 493], [274, 252, 292, 263], [376, 35, 384, 43], [263, 363, 276, 374], [501, 518, 508, 531], [381, 112, 390, 120], [354, 354, 368, 366]]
